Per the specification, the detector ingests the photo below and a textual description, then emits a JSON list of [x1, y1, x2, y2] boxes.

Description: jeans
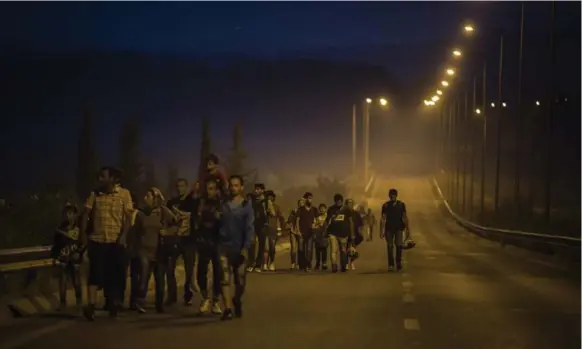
[[314, 244, 328, 268], [57, 264, 82, 305], [129, 254, 148, 307], [266, 235, 278, 265], [254, 232, 267, 268], [138, 259, 167, 309], [197, 245, 221, 301], [289, 234, 301, 265], [165, 237, 196, 303], [329, 235, 348, 269], [219, 248, 247, 303], [246, 235, 258, 269], [385, 229, 404, 268], [297, 234, 314, 270]]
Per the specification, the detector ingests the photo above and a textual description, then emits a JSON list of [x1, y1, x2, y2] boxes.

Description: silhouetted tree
[[227, 123, 246, 176], [119, 118, 143, 195], [76, 110, 99, 201], [167, 164, 179, 195], [143, 160, 157, 190], [198, 119, 211, 180]]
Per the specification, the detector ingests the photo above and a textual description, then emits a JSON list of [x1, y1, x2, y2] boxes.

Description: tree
[[75, 110, 99, 201], [227, 123, 246, 176], [119, 118, 143, 195], [143, 160, 157, 189], [167, 164, 179, 195], [197, 119, 211, 180]]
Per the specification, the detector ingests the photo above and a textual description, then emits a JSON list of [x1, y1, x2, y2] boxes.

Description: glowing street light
[[436, 90, 442, 96], [490, 102, 496, 108], [535, 101, 540, 106], [441, 80, 449, 87], [452, 49, 462, 58], [446, 68, 455, 76], [502, 102, 507, 108], [431, 95, 440, 102], [366, 98, 372, 104], [475, 108, 481, 114], [428, 101, 435, 106], [379, 98, 388, 106], [424, 100, 431, 106], [464, 25, 475, 34]]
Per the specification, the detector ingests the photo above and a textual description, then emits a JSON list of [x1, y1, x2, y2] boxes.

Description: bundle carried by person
[[313, 204, 329, 248], [51, 204, 85, 267]]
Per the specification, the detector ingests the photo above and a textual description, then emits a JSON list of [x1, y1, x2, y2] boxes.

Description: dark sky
[[0, 1, 578, 193]]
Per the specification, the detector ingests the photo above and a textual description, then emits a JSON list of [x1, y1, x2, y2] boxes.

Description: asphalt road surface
[[0, 177, 579, 349]]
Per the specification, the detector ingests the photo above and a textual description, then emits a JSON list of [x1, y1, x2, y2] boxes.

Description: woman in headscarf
[[133, 187, 177, 313]]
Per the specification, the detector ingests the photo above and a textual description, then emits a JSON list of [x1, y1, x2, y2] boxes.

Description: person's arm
[[348, 215, 355, 242], [379, 204, 386, 239], [117, 200, 132, 246], [80, 192, 96, 246], [401, 203, 409, 235], [242, 203, 255, 252], [161, 204, 178, 225]]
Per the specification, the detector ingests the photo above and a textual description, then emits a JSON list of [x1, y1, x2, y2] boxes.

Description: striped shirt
[[85, 188, 130, 244]]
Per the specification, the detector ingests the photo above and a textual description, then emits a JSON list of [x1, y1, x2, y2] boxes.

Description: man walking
[[218, 175, 254, 320], [325, 194, 354, 273], [380, 189, 409, 272], [295, 192, 319, 271]]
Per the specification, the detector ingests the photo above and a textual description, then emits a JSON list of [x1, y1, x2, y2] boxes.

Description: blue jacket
[[219, 199, 255, 251]]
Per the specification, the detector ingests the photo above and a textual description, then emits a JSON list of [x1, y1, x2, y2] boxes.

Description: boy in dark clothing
[[295, 192, 319, 272], [247, 183, 270, 272], [288, 199, 304, 270], [51, 204, 84, 311], [325, 194, 354, 273], [264, 190, 286, 271], [196, 179, 223, 315], [313, 204, 329, 271], [166, 178, 199, 306]]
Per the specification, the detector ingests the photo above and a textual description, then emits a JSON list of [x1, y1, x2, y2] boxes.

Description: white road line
[[404, 318, 421, 330], [402, 281, 413, 289], [0, 321, 73, 349], [403, 293, 415, 303]]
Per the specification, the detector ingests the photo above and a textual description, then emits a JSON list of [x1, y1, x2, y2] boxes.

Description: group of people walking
[[50, 153, 411, 322]]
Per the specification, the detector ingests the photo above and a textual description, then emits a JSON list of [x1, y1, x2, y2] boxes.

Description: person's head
[[297, 198, 305, 208], [206, 178, 219, 199], [388, 188, 398, 201], [254, 183, 265, 197], [175, 178, 189, 196], [206, 154, 219, 172], [229, 175, 245, 197], [333, 194, 344, 207], [144, 187, 165, 208], [367, 208, 372, 215], [97, 166, 122, 191], [246, 193, 254, 201], [62, 204, 78, 226], [265, 190, 276, 202], [130, 193, 138, 209], [303, 192, 313, 206], [318, 203, 327, 214], [345, 198, 355, 210]]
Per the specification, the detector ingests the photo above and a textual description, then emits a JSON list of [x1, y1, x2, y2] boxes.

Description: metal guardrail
[[432, 177, 581, 247]]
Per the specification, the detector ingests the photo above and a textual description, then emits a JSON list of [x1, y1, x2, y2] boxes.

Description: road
[[0, 176, 579, 349]]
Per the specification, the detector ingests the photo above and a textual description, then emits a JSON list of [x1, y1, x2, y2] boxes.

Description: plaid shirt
[[85, 187, 131, 244]]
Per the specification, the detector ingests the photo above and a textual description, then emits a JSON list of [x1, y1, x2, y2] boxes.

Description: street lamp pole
[[352, 104, 357, 181], [363, 101, 370, 185]]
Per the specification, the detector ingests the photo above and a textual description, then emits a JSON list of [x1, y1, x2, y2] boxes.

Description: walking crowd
[[50, 154, 412, 322]]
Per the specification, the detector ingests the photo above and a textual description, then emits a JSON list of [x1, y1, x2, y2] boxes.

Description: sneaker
[[246, 266, 254, 273], [350, 264, 356, 270], [135, 304, 147, 314], [268, 263, 276, 271], [346, 264, 351, 270], [388, 265, 395, 272], [199, 299, 212, 314], [211, 301, 223, 315], [83, 304, 96, 322], [290, 263, 297, 270], [254, 268, 262, 273], [220, 308, 234, 321]]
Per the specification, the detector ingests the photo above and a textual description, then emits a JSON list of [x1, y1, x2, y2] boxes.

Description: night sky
[[0, 1, 577, 193]]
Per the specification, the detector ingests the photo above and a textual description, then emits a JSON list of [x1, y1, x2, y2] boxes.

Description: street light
[[441, 80, 449, 87], [446, 68, 455, 76], [475, 108, 481, 114], [464, 25, 475, 34], [535, 101, 540, 106], [490, 102, 496, 108], [366, 98, 372, 104], [431, 95, 440, 102], [379, 98, 388, 106], [436, 90, 443, 95], [502, 102, 507, 108], [452, 49, 462, 58]]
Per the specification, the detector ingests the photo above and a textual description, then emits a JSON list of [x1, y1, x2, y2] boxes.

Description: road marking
[[402, 281, 413, 289], [403, 293, 415, 303], [0, 321, 73, 349], [404, 318, 421, 330]]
